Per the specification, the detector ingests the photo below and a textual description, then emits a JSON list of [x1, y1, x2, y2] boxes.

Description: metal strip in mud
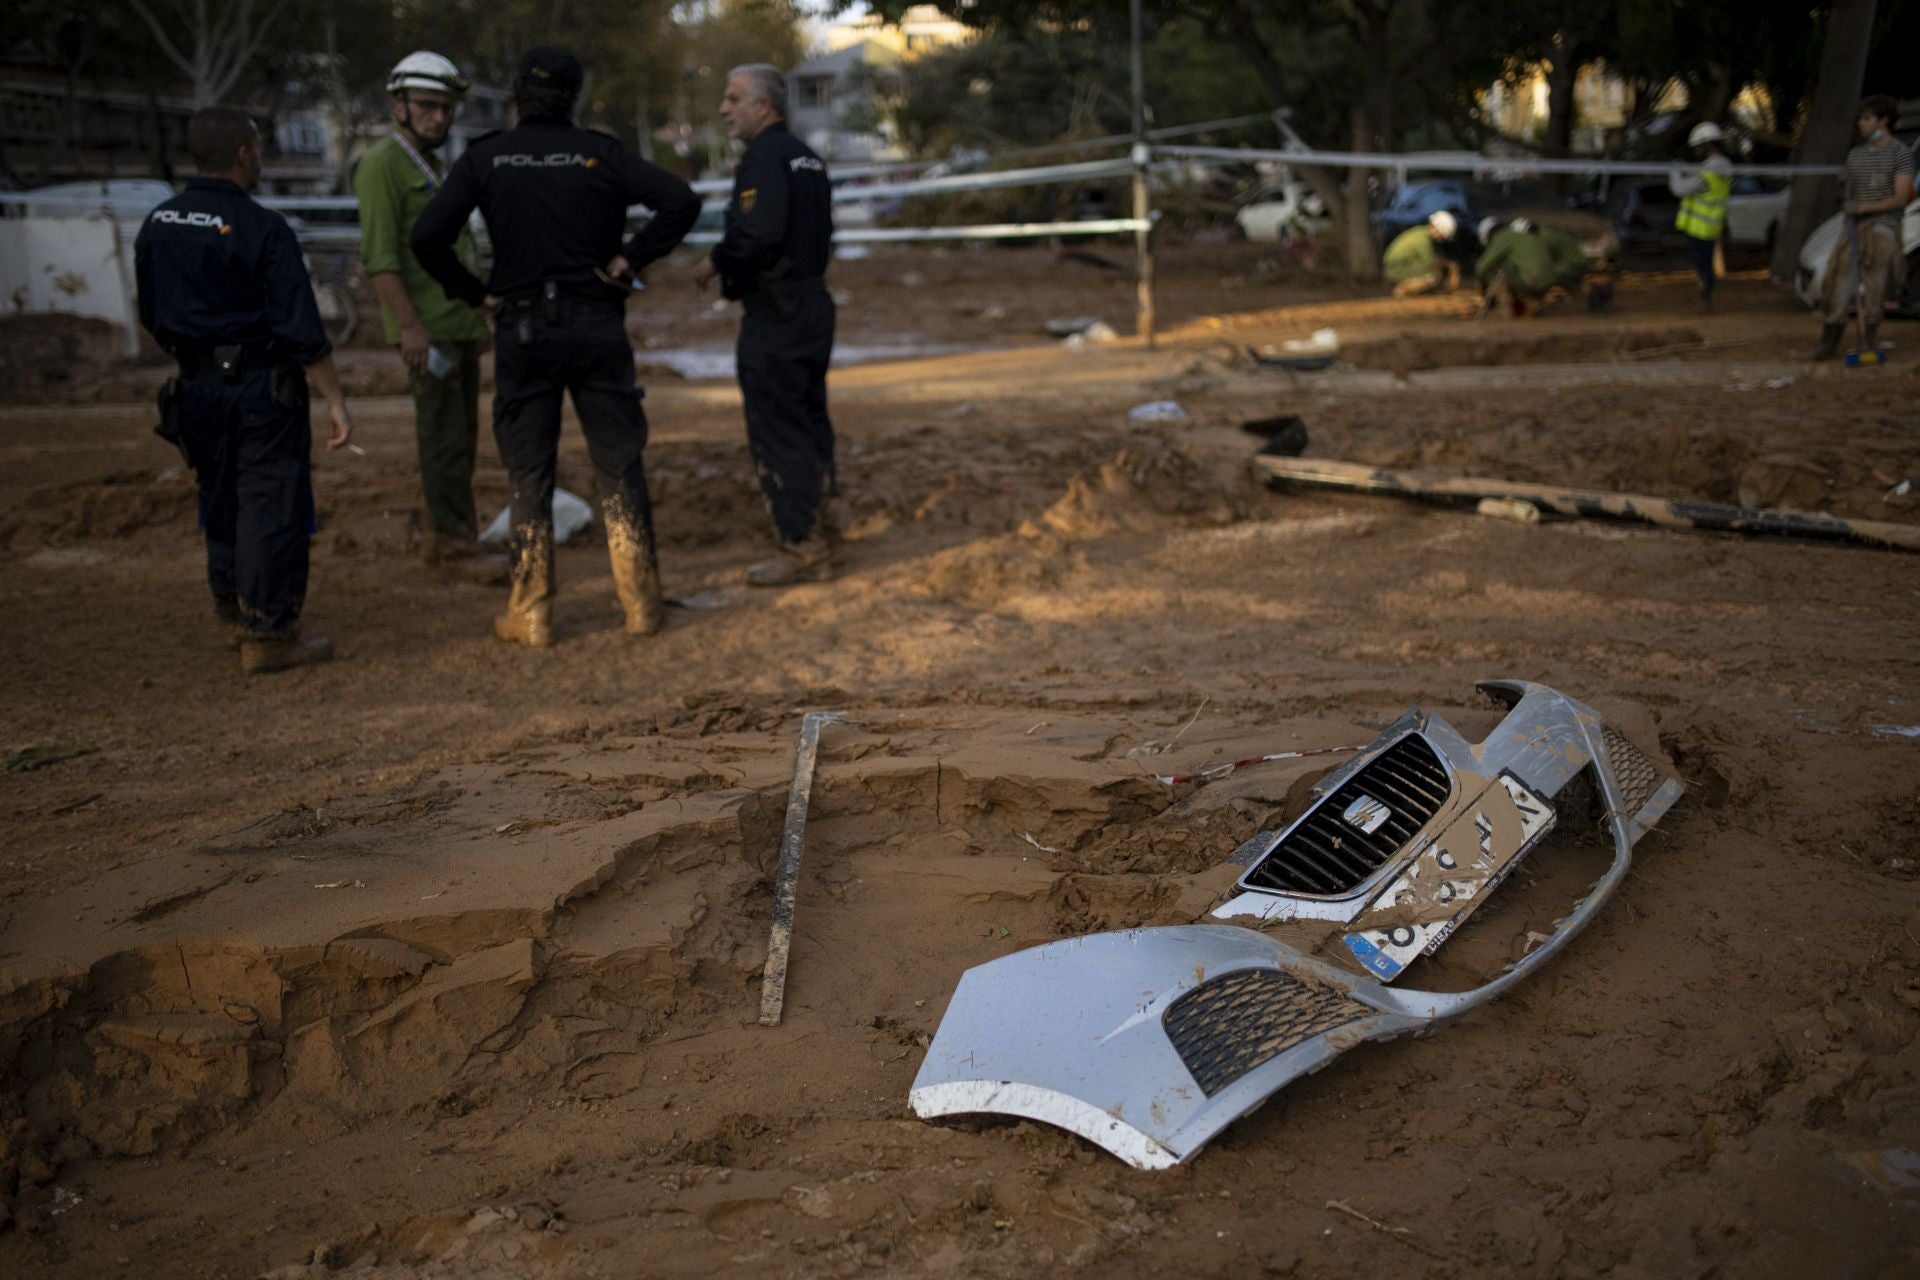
[[758, 711, 844, 1027]]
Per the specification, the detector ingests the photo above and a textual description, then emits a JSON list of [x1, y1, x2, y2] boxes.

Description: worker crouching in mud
[[1382, 210, 1466, 297], [411, 46, 699, 647], [1474, 217, 1602, 317]]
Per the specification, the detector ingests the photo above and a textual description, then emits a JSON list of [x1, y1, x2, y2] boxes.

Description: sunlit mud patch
[[2, 705, 1381, 1243]]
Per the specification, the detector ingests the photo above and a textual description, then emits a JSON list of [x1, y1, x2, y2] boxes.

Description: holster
[[153, 376, 191, 468], [270, 364, 306, 410]]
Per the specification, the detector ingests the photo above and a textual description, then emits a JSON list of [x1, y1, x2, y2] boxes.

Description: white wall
[[0, 215, 141, 356]]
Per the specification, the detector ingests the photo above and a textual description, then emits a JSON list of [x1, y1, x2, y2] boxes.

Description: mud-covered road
[[2, 244, 1918, 1278]]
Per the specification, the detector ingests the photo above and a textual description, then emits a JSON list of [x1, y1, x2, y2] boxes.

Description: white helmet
[[1510, 216, 1536, 233], [1477, 216, 1500, 242], [1427, 209, 1458, 239], [1688, 122, 1724, 148], [388, 51, 470, 97]]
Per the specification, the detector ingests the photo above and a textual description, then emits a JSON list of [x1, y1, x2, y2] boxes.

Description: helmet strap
[[394, 95, 446, 152]]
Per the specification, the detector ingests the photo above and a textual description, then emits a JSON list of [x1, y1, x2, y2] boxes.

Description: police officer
[[693, 64, 837, 587], [134, 106, 355, 676], [412, 45, 699, 648]]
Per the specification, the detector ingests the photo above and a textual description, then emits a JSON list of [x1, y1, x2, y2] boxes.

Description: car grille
[[1242, 733, 1451, 896], [1163, 967, 1370, 1096]]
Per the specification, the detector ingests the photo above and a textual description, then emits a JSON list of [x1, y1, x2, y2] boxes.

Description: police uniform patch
[[739, 188, 757, 214]]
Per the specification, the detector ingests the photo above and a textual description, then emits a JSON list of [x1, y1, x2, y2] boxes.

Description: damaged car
[[909, 680, 1682, 1169]]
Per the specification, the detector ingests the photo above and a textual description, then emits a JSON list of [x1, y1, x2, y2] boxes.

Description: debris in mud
[[1045, 316, 1101, 338], [911, 681, 1683, 1168], [1248, 328, 1340, 371], [1064, 321, 1119, 347], [6, 743, 99, 773], [1254, 454, 1920, 552], [1127, 401, 1189, 423], [1475, 496, 1542, 524], [1240, 415, 1310, 458], [1152, 742, 1361, 788], [758, 710, 843, 1027], [479, 488, 594, 547]]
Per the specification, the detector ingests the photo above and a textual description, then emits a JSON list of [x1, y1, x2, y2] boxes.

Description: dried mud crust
[[3, 267, 1919, 1277]]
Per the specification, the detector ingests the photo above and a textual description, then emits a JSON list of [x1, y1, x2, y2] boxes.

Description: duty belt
[[743, 275, 827, 315], [172, 342, 280, 379]]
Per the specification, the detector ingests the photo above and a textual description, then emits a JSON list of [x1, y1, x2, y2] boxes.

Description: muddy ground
[[2, 241, 1918, 1279]]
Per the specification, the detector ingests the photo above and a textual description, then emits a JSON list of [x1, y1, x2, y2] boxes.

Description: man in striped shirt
[[1815, 95, 1916, 361]]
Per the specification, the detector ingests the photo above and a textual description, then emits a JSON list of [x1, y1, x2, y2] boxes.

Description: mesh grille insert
[[1163, 968, 1369, 1096], [1243, 733, 1452, 896], [1602, 726, 1662, 816]]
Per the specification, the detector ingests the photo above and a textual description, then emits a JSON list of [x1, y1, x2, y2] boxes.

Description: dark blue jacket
[[411, 116, 699, 305], [712, 122, 834, 300], [133, 178, 331, 365]]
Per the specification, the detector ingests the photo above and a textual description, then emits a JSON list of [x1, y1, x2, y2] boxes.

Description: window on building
[[797, 77, 832, 108]]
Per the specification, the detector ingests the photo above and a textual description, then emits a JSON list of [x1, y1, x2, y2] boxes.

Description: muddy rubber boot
[[495, 519, 556, 647], [746, 536, 833, 587], [1812, 324, 1844, 361], [609, 544, 666, 636], [240, 632, 335, 675], [493, 586, 554, 648], [215, 595, 248, 649]]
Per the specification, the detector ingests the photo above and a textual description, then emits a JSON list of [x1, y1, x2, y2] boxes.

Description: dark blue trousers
[[180, 367, 312, 636], [491, 298, 656, 604], [738, 291, 835, 544]]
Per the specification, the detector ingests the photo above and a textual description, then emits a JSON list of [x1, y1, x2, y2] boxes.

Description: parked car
[[1370, 178, 1472, 243], [1724, 175, 1790, 246], [1235, 177, 1330, 242]]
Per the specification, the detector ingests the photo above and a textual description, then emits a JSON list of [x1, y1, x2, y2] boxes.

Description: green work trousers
[[409, 340, 484, 540]]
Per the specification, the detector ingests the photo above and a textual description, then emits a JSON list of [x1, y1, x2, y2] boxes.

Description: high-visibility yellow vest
[[1676, 167, 1732, 241]]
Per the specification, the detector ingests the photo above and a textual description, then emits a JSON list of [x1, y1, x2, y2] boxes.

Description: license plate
[[1343, 773, 1555, 981]]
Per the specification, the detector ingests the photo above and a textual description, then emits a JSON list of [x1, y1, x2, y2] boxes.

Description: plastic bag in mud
[[479, 488, 595, 547]]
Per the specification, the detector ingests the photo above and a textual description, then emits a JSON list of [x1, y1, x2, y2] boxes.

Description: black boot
[[1812, 323, 1844, 361]]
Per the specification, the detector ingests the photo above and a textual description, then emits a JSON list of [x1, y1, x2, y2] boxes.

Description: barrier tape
[[1159, 143, 1847, 179]]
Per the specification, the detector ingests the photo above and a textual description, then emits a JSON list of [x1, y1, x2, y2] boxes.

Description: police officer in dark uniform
[[411, 45, 699, 648], [134, 106, 355, 676], [694, 64, 837, 587]]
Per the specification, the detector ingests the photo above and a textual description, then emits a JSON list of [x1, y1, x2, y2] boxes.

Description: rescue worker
[[354, 51, 503, 581], [1474, 217, 1558, 317], [134, 106, 354, 675], [1381, 210, 1461, 296], [1813, 94, 1915, 361], [1533, 224, 1587, 288], [411, 45, 700, 647], [693, 64, 839, 586], [1670, 122, 1732, 312], [1530, 221, 1612, 313]]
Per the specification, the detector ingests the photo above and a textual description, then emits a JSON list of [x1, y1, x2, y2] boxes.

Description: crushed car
[[909, 680, 1682, 1168]]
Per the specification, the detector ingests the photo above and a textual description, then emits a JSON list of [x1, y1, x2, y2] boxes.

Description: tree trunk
[[1542, 38, 1582, 195], [1345, 107, 1377, 282], [1772, 0, 1877, 283]]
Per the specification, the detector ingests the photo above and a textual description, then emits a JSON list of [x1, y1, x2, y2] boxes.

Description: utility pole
[[1130, 0, 1155, 347]]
